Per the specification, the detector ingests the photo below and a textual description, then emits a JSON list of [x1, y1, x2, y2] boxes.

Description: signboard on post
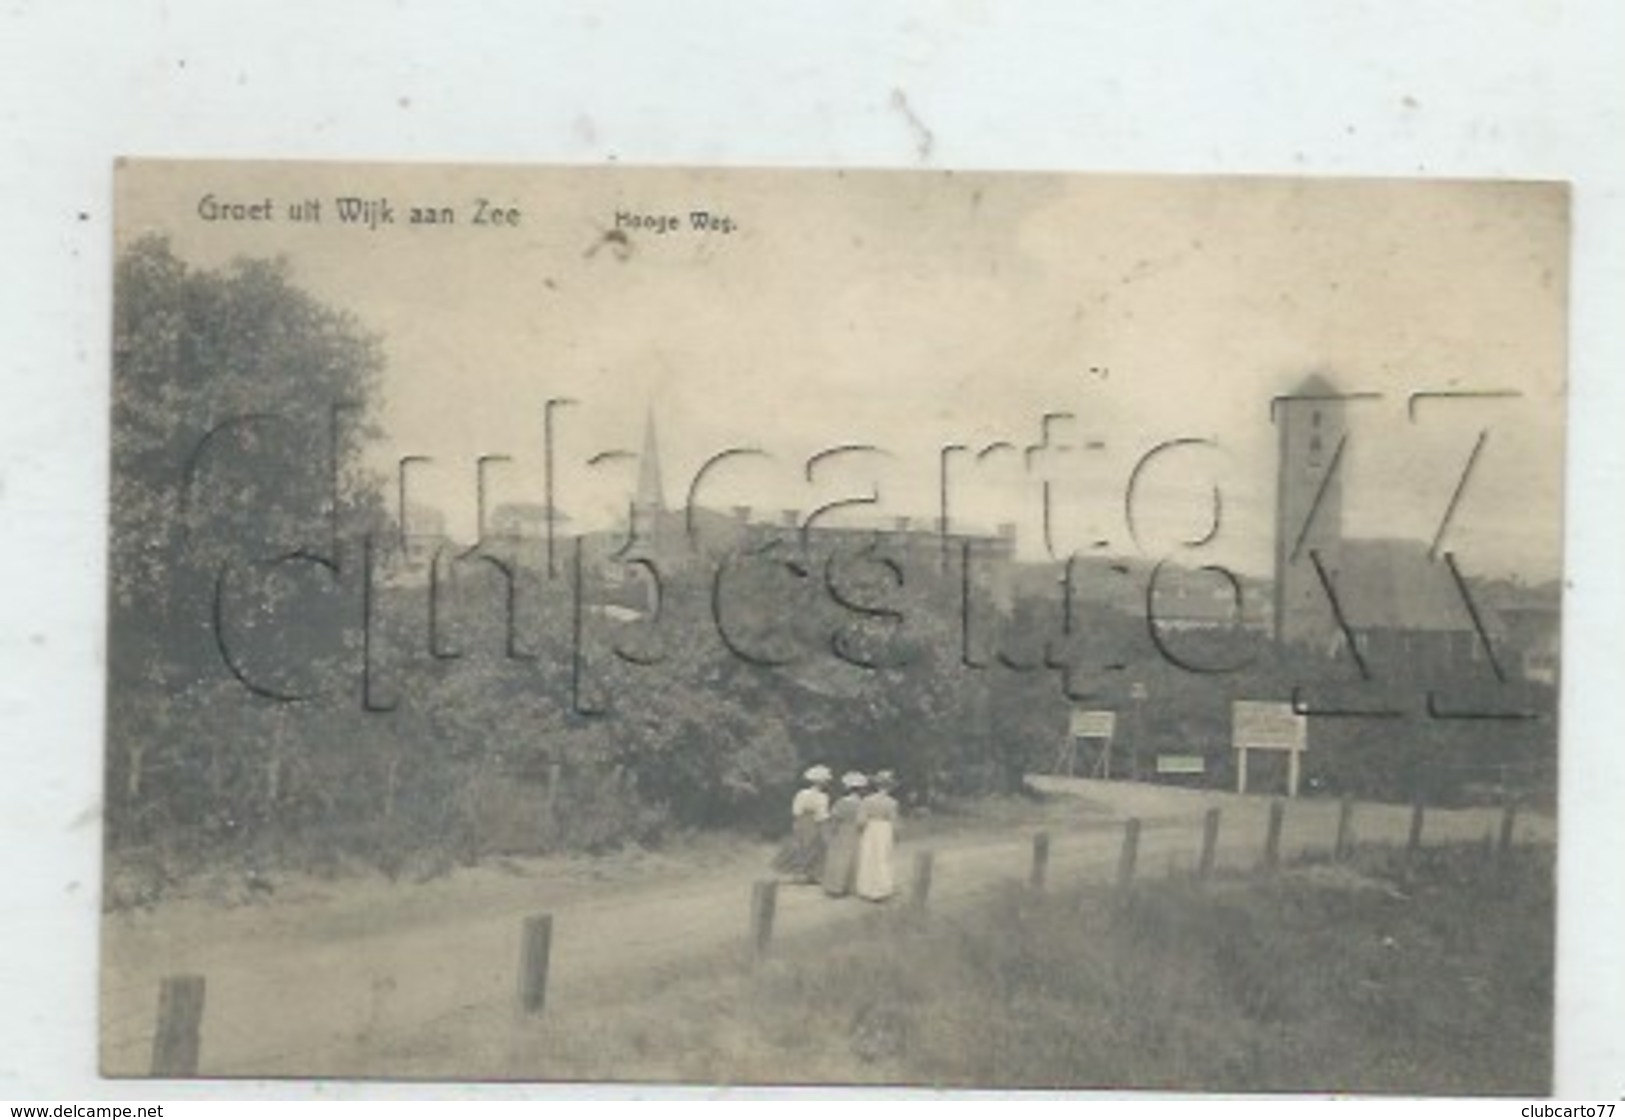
[[1070, 710, 1117, 740], [1231, 701, 1309, 797], [1057, 709, 1116, 777], [1232, 701, 1307, 752]]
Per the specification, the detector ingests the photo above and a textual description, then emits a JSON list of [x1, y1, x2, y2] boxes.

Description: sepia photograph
[[100, 159, 1567, 1091]]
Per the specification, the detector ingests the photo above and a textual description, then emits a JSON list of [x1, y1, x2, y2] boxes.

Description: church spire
[[635, 409, 666, 511]]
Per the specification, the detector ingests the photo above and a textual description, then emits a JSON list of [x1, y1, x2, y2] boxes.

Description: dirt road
[[100, 779, 1549, 1078]]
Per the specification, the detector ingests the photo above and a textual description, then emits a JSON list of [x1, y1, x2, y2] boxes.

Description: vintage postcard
[[103, 160, 1567, 1090]]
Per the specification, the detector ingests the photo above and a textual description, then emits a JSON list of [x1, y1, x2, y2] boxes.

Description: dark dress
[[771, 787, 829, 880], [820, 792, 864, 897]]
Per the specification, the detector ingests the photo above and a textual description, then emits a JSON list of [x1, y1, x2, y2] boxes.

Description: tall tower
[[632, 409, 667, 551], [1273, 373, 1347, 648]]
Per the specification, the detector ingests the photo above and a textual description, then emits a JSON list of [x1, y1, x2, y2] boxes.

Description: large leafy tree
[[107, 237, 387, 842]]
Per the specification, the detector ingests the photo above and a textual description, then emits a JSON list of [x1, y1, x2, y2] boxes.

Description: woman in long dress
[[772, 765, 831, 882], [854, 770, 899, 902], [820, 771, 867, 897]]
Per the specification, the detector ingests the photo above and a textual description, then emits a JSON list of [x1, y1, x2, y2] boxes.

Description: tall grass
[[516, 843, 1553, 1093]]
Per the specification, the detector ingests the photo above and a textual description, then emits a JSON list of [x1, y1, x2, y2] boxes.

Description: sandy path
[[100, 779, 1549, 1078]]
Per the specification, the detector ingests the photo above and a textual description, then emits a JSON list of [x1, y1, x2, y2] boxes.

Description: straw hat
[[802, 764, 833, 784], [873, 769, 897, 789], [841, 771, 869, 790]]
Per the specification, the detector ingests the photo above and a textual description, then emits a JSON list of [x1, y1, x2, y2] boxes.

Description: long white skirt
[[854, 820, 896, 901]]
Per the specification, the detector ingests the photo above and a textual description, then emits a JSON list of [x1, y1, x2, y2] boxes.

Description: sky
[[116, 160, 1569, 581]]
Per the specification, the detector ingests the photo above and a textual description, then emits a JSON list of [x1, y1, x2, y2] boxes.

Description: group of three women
[[772, 764, 899, 902]]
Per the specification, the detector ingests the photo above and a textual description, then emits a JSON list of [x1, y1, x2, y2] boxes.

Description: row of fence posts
[[146, 794, 1522, 1076], [741, 795, 1525, 964]]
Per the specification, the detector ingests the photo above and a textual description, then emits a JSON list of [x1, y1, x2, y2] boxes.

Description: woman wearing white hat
[[820, 771, 868, 897], [772, 765, 832, 883]]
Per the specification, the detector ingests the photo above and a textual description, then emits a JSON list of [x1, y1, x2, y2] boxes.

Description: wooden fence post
[[749, 881, 778, 962], [150, 974, 205, 1077], [1116, 818, 1141, 888], [1262, 799, 1285, 871], [1197, 807, 1221, 881], [1334, 796, 1355, 861], [1030, 831, 1051, 891], [910, 850, 935, 911], [1406, 799, 1426, 861], [1496, 799, 1518, 861], [518, 914, 554, 1014], [544, 761, 563, 817]]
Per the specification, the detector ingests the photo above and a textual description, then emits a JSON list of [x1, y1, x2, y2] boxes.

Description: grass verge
[[510, 843, 1553, 1093]]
